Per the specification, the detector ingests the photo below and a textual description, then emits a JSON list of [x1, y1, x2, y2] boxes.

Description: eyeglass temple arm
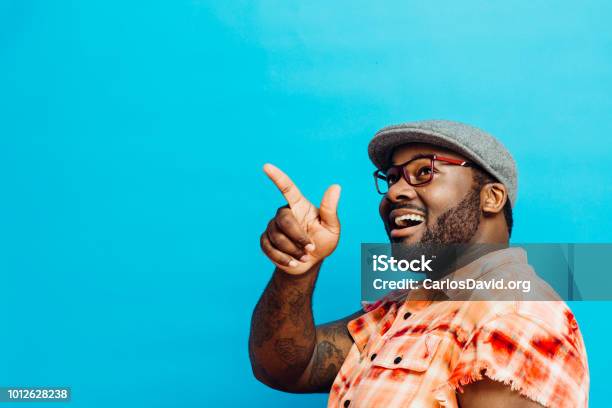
[[434, 155, 471, 166]]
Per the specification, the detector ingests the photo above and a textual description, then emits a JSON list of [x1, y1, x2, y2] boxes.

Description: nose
[[386, 176, 418, 203]]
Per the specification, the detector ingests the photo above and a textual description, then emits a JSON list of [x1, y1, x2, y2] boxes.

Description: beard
[[420, 187, 481, 244], [391, 187, 482, 279]]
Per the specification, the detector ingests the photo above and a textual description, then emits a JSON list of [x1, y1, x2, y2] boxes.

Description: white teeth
[[394, 214, 425, 227]]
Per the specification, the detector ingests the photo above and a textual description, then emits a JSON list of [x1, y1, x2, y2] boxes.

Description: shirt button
[[394, 356, 402, 364], [403, 312, 411, 319], [370, 353, 377, 361], [344, 400, 351, 407]]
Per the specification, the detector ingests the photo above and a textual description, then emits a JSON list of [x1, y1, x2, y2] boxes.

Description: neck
[[425, 242, 509, 280], [471, 215, 510, 244]]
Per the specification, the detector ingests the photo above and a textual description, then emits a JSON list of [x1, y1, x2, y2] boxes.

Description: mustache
[[388, 202, 428, 215]]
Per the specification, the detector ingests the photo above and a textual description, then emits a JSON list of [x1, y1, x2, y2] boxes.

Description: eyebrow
[[391, 153, 435, 166]]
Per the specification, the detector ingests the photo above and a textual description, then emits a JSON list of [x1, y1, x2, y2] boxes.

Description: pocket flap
[[371, 334, 440, 372]]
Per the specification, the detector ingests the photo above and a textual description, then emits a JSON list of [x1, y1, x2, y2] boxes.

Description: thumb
[[319, 184, 341, 234]]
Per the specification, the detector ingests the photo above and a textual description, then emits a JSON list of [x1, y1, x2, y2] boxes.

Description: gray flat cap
[[368, 119, 518, 206]]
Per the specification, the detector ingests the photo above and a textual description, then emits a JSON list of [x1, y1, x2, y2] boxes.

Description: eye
[[416, 165, 433, 177], [386, 169, 400, 185], [387, 174, 399, 185]]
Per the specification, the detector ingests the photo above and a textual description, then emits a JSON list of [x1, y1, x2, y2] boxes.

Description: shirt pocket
[[370, 333, 441, 372]]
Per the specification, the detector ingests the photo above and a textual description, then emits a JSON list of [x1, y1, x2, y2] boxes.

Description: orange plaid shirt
[[328, 248, 589, 407]]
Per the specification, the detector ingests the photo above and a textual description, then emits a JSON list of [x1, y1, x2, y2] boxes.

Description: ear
[[480, 182, 507, 215]]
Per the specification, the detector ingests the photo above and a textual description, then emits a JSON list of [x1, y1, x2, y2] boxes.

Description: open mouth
[[389, 210, 426, 238], [394, 213, 425, 228]]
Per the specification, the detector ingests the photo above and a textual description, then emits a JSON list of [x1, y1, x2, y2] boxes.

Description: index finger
[[263, 163, 305, 207]]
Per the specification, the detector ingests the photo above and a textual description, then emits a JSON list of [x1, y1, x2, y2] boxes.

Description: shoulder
[[360, 289, 410, 313], [447, 301, 589, 408]]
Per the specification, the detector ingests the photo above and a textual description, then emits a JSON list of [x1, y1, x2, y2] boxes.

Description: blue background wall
[[1, 1, 610, 406]]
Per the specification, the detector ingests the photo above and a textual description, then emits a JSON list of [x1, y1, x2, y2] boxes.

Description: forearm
[[296, 313, 361, 392], [249, 263, 321, 389]]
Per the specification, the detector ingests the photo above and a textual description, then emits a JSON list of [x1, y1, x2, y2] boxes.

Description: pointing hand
[[260, 164, 341, 275]]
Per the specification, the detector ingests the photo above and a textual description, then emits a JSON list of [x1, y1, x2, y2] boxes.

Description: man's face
[[379, 143, 482, 245]]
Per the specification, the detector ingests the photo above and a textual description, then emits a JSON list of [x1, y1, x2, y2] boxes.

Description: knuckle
[[277, 215, 294, 229], [279, 184, 292, 195], [260, 237, 271, 253], [260, 233, 269, 247], [267, 218, 276, 231], [268, 231, 281, 247], [276, 205, 290, 215]]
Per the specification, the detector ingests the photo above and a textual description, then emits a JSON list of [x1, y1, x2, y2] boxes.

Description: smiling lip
[[390, 222, 425, 238], [388, 208, 426, 238]]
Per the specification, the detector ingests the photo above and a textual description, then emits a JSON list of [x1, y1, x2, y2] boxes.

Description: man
[[249, 120, 589, 407]]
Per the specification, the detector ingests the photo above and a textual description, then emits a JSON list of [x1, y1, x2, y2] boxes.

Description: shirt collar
[[435, 246, 528, 300], [348, 247, 529, 351], [401, 246, 529, 304]]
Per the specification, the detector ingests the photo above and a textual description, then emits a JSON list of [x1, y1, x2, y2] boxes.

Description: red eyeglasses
[[374, 154, 472, 194]]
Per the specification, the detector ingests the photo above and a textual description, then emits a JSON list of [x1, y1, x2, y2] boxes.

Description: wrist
[[274, 260, 323, 282]]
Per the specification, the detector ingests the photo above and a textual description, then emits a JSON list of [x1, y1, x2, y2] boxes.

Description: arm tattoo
[[287, 287, 307, 325], [251, 277, 287, 348], [275, 338, 309, 367], [308, 340, 345, 390], [285, 287, 315, 338], [319, 321, 350, 343], [249, 266, 357, 391]]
